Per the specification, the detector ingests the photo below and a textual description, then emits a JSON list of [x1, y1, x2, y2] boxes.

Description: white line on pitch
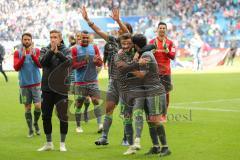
[[171, 106, 240, 113], [173, 98, 240, 105]]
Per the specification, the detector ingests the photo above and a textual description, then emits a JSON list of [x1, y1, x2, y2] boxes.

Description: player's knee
[[147, 115, 161, 124], [84, 97, 90, 103], [106, 110, 114, 115], [58, 113, 68, 122], [24, 104, 31, 111], [106, 102, 115, 114], [34, 102, 41, 109], [92, 99, 99, 105], [154, 121, 161, 126], [42, 114, 52, 122]]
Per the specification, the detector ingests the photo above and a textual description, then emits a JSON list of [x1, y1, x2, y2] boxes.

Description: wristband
[[88, 21, 94, 27]]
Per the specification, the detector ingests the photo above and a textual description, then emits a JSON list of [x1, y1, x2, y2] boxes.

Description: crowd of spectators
[[0, 0, 239, 48], [135, 0, 240, 48]]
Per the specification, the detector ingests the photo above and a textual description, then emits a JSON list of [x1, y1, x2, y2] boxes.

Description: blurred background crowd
[[0, 0, 239, 48]]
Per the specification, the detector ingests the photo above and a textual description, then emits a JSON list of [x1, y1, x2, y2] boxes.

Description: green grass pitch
[[0, 66, 240, 160]]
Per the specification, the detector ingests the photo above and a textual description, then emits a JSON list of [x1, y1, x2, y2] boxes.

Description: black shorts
[[159, 75, 173, 93]]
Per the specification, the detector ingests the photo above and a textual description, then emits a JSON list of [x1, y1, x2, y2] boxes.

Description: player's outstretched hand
[[81, 6, 89, 22], [110, 8, 120, 22]]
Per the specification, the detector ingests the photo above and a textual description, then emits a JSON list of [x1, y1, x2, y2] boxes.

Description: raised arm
[[81, 6, 108, 41], [110, 8, 129, 34], [81, 6, 129, 41]]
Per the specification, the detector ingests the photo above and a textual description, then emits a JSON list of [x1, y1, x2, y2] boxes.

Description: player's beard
[[23, 43, 31, 49], [81, 40, 89, 47]]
